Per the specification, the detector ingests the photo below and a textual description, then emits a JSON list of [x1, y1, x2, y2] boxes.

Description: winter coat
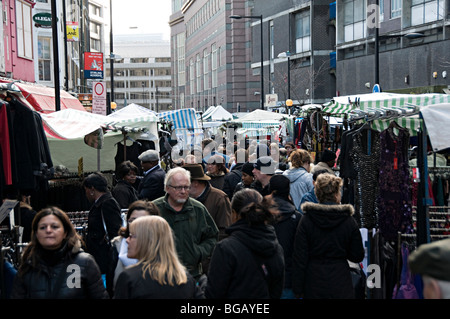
[[196, 183, 232, 240], [114, 264, 202, 299], [11, 241, 108, 299], [298, 188, 318, 214], [205, 219, 285, 299], [283, 167, 314, 210], [272, 196, 302, 289], [85, 192, 123, 274], [292, 202, 365, 299], [112, 180, 139, 209], [153, 195, 219, 278], [222, 163, 244, 199], [138, 165, 166, 201]]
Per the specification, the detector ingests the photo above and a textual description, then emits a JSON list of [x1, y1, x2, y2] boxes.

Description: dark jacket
[[85, 192, 123, 274], [205, 219, 285, 299], [138, 165, 166, 201], [11, 241, 108, 299], [196, 183, 232, 240], [292, 202, 364, 299], [222, 163, 243, 199], [112, 180, 139, 209], [114, 264, 202, 299], [272, 196, 302, 289]]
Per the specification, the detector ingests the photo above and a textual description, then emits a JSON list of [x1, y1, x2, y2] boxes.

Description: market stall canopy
[[0, 79, 86, 113], [108, 103, 157, 119], [201, 105, 233, 121], [158, 108, 203, 147], [322, 92, 450, 135], [420, 103, 450, 152], [229, 109, 293, 137]]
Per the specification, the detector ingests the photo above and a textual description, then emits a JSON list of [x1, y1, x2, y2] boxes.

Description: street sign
[[373, 84, 381, 93], [92, 81, 106, 115], [84, 52, 104, 79]]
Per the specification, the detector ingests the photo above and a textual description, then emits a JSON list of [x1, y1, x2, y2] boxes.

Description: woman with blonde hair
[[282, 149, 314, 210], [292, 174, 364, 299], [113, 215, 203, 299]]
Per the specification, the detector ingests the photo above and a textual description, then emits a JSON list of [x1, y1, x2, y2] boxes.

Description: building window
[[196, 54, 201, 93], [203, 49, 209, 90], [391, 0, 401, 18], [343, 0, 366, 42], [294, 10, 310, 53], [211, 43, 218, 88], [38, 37, 51, 81], [177, 33, 185, 86], [16, 0, 33, 59], [190, 58, 195, 95], [411, 0, 444, 25]]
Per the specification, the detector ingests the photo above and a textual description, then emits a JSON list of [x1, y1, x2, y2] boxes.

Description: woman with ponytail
[[205, 188, 285, 299]]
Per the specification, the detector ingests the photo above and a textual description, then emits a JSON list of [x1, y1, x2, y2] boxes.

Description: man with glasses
[[153, 167, 219, 281]]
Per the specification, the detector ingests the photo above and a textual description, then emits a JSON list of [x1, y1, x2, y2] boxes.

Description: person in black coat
[[205, 188, 285, 299], [222, 149, 248, 200], [137, 150, 166, 201], [83, 172, 123, 275], [114, 215, 203, 299], [11, 207, 108, 299], [267, 174, 302, 299], [112, 161, 139, 209], [292, 174, 365, 299]]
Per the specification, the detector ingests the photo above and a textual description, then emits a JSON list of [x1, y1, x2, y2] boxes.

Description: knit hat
[[408, 238, 450, 281], [321, 149, 336, 163], [269, 174, 291, 198], [253, 156, 277, 175], [241, 162, 254, 176]]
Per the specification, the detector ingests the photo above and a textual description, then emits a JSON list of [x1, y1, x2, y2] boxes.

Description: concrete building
[[104, 34, 172, 111], [335, 0, 450, 95]]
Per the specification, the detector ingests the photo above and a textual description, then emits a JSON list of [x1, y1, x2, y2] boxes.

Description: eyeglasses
[[168, 185, 191, 191]]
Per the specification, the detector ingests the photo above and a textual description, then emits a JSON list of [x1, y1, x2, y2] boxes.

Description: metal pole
[[62, 0, 69, 92], [51, 0, 61, 111], [375, 0, 379, 86], [287, 56, 291, 100], [260, 15, 264, 110], [110, 0, 114, 102]]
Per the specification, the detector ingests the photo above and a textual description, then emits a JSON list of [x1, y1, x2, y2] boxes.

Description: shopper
[[114, 215, 203, 299], [106, 200, 160, 297], [205, 188, 285, 299], [283, 149, 314, 211], [83, 172, 123, 275], [153, 167, 218, 280], [292, 174, 364, 299], [11, 207, 108, 299], [137, 149, 166, 201], [112, 160, 139, 209]]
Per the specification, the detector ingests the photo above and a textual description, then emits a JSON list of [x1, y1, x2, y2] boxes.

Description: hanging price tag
[[393, 157, 398, 170]]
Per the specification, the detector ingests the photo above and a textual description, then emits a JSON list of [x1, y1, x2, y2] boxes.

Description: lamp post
[[50, 0, 60, 111], [230, 14, 264, 110], [277, 51, 291, 100], [109, 0, 114, 103]]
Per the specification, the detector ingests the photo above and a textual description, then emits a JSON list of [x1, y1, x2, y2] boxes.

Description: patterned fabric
[[377, 123, 413, 241]]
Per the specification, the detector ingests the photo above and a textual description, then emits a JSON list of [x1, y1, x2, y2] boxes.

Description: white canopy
[[202, 105, 233, 121], [420, 103, 450, 152]]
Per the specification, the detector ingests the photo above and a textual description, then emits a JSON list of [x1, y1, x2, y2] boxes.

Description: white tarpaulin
[[202, 105, 233, 121], [420, 103, 450, 152]]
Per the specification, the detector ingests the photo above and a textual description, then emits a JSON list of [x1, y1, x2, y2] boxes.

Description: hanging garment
[[0, 102, 13, 185], [377, 123, 413, 242], [114, 141, 142, 175], [350, 128, 381, 229], [392, 244, 419, 299]]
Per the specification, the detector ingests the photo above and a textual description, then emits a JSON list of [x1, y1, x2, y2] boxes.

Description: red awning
[[0, 79, 86, 113], [16, 83, 86, 113]]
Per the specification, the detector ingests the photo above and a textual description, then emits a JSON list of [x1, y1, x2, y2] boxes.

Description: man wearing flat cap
[[408, 238, 450, 299], [183, 163, 231, 242], [311, 149, 336, 175], [252, 156, 278, 196], [137, 149, 166, 201]]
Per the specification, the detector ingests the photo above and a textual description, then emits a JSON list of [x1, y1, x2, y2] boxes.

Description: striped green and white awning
[[321, 93, 450, 135]]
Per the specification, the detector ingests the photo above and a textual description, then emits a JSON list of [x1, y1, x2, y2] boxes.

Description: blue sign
[[373, 84, 381, 93]]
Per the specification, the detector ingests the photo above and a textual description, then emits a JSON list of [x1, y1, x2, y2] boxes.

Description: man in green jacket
[[153, 167, 218, 280]]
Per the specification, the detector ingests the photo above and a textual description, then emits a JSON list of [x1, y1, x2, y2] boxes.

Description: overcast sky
[[111, 0, 171, 40]]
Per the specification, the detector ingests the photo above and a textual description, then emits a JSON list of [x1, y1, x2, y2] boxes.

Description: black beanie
[[321, 149, 336, 163], [269, 174, 291, 198], [241, 162, 254, 176]]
